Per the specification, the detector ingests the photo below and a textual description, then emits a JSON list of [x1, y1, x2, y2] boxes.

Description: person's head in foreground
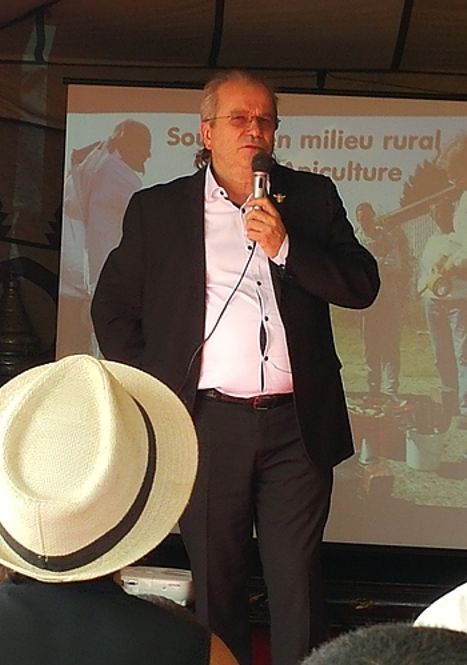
[[0, 354, 238, 664], [300, 622, 467, 665]]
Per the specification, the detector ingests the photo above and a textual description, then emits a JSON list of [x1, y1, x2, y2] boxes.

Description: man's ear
[[200, 121, 212, 150]]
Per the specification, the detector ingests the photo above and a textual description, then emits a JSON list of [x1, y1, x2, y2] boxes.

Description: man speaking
[[92, 70, 380, 665]]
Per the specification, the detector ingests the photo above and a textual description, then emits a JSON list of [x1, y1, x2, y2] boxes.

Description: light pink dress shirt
[[198, 167, 293, 397]]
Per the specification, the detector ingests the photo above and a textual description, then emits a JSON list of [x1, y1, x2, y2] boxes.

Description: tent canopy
[[1, 0, 466, 102]]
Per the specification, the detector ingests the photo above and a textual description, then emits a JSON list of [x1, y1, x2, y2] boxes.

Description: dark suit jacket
[[92, 164, 380, 469], [0, 576, 210, 665]]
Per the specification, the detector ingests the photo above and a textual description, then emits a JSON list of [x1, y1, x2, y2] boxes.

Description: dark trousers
[[179, 394, 333, 665]]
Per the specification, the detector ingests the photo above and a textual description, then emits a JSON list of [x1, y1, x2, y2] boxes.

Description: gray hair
[[301, 623, 467, 665], [195, 70, 278, 169]]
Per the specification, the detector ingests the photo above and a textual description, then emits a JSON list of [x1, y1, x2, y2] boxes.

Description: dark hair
[[301, 622, 467, 665], [194, 70, 278, 169], [107, 119, 150, 153], [0, 566, 14, 582]]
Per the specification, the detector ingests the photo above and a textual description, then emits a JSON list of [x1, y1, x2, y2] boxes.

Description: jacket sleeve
[[281, 176, 380, 310], [91, 192, 146, 366]]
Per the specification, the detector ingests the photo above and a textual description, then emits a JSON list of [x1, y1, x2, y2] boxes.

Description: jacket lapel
[[268, 166, 291, 304]]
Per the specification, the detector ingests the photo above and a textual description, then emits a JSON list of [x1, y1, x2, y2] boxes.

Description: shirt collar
[[205, 165, 228, 202], [204, 163, 271, 204]]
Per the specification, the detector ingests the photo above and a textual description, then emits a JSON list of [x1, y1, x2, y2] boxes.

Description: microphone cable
[[178, 152, 271, 399], [177, 241, 257, 398]]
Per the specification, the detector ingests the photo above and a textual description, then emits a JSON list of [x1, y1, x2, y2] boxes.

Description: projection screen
[[58, 83, 467, 550]]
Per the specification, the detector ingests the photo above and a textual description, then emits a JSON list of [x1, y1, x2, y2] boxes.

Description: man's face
[[200, 80, 276, 179]]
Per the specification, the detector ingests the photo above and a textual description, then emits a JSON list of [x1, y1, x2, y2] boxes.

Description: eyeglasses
[[205, 113, 279, 131]]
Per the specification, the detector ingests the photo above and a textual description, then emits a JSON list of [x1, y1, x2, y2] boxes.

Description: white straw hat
[[0, 354, 198, 582]]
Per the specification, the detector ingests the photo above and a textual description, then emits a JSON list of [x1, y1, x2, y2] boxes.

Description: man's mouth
[[242, 143, 267, 152]]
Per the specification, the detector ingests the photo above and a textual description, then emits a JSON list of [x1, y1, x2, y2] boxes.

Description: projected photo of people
[[57, 119, 152, 357], [328, 132, 467, 549], [58, 84, 467, 550], [418, 194, 467, 428], [355, 201, 406, 403]]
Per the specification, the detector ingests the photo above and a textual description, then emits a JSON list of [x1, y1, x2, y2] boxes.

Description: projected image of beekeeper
[[57, 119, 152, 356], [63, 119, 152, 292]]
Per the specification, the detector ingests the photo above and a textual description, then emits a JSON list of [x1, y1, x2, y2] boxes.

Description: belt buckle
[[252, 395, 272, 410]]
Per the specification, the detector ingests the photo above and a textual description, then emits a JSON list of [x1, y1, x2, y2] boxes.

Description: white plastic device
[[120, 566, 194, 606]]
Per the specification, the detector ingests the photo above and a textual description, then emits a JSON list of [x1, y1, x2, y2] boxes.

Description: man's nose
[[246, 116, 263, 134]]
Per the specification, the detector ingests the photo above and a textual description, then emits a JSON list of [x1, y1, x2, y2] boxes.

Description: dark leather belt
[[199, 389, 294, 410]]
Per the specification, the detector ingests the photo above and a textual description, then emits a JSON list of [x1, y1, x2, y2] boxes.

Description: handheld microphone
[[252, 151, 274, 206]]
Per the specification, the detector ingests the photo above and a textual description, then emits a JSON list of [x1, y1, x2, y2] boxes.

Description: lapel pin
[[273, 193, 287, 204]]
